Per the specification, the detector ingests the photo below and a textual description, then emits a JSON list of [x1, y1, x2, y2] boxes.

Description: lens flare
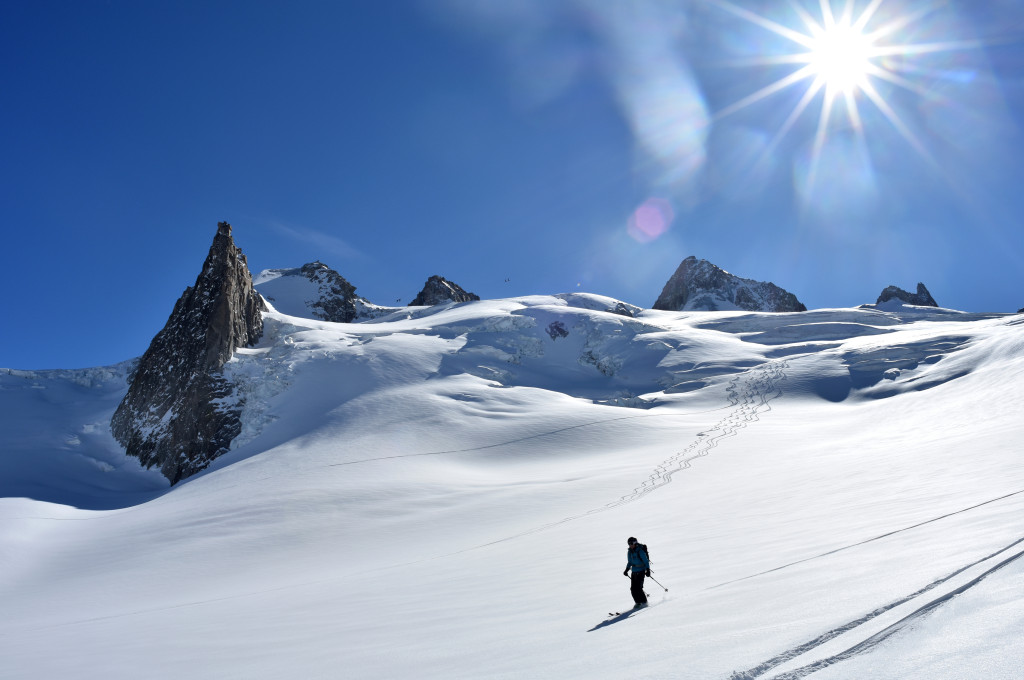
[[627, 198, 674, 243]]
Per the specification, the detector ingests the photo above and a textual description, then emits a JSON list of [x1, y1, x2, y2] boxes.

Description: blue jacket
[[626, 545, 650, 574]]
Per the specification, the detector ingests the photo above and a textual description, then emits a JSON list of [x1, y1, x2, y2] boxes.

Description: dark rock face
[[298, 261, 358, 322], [607, 302, 639, 318], [409, 275, 480, 306], [111, 222, 266, 484], [546, 321, 569, 339], [653, 256, 807, 313], [876, 283, 938, 307]]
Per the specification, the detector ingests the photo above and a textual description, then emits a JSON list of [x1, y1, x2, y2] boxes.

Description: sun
[[807, 19, 875, 95], [707, 0, 980, 192]]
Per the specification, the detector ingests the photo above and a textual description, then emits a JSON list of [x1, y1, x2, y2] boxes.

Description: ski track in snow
[[12, 348, 1022, 658], [2, 360, 790, 633], [607, 360, 788, 508], [707, 488, 1024, 591], [730, 535, 1024, 680], [425, 360, 791, 558]]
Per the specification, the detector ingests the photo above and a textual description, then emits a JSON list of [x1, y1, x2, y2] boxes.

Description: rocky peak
[[876, 283, 938, 307], [653, 256, 807, 313], [410, 275, 480, 306], [111, 221, 266, 484], [256, 261, 360, 322]]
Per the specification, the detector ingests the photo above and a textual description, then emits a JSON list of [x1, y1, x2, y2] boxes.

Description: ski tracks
[[729, 535, 1024, 680], [607, 359, 788, 509], [413, 360, 790, 557]]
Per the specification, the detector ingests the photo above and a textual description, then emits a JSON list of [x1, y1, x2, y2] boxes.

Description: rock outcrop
[[255, 261, 360, 322], [410, 275, 480, 306], [111, 222, 266, 484], [876, 283, 938, 307], [653, 256, 806, 313]]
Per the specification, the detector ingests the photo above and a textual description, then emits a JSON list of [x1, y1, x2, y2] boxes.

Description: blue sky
[[3, 0, 1023, 369]]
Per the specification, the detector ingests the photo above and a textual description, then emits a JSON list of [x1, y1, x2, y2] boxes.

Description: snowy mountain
[[409, 274, 480, 306], [254, 261, 396, 321], [2, 264, 1023, 678], [654, 256, 807, 312]]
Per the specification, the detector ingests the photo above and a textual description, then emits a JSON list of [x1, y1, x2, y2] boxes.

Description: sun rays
[[708, 0, 982, 197]]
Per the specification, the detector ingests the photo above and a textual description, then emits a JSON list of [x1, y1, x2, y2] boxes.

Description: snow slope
[[1, 295, 1022, 679]]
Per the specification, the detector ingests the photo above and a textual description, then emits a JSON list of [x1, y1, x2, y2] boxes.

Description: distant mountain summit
[[255, 261, 361, 322], [111, 222, 265, 484], [653, 256, 806, 313], [410, 275, 480, 306], [876, 283, 938, 307]]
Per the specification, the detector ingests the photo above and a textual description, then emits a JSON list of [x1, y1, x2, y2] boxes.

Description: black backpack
[[632, 543, 650, 563]]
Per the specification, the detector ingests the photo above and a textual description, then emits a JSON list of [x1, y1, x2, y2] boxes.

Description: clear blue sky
[[3, 0, 1023, 369]]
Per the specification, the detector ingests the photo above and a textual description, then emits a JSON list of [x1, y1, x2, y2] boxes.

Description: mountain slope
[[1, 298, 1022, 679]]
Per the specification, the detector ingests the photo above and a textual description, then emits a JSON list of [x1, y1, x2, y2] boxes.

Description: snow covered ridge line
[[253, 263, 479, 321], [1, 361, 136, 388], [256, 254, 989, 317], [50, 219, 1014, 489]]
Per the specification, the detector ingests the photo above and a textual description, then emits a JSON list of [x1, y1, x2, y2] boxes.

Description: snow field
[[1, 298, 1022, 678]]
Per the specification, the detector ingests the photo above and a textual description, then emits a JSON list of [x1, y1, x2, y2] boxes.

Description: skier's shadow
[[587, 609, 642, 632]]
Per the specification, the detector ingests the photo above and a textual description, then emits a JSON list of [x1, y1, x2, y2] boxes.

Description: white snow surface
[[253, 266, 340, 320], [1, 294, 1023, 679]]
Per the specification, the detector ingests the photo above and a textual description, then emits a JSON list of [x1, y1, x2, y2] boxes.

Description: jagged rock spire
[[876, 283, 938, 307], [111, 222, 266, 484]]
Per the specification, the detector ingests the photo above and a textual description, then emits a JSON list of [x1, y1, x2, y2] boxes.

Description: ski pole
[[649, 576, 668, 592]]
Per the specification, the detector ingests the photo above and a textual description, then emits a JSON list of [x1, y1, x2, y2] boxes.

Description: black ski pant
[[630, 571, 648, 604]]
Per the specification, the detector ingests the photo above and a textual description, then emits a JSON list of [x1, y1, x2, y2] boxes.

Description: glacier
[[1, 294, 1022, 679]]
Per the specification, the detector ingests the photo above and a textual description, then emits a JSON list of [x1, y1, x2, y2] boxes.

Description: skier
[[622, 537, 650, 609]]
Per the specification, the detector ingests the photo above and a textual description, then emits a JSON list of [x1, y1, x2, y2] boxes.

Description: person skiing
[[622, 536, 650, 609]]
